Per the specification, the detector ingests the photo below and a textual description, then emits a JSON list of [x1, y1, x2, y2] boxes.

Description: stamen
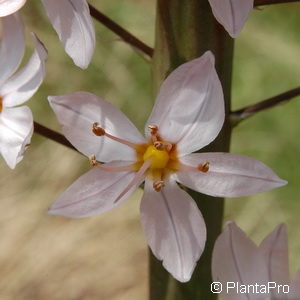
[[198, 162, 209, 173], [154, 141, 173, 152], [92, 122, 137, 149], [92, 122, 105, 136], [114, 159, 151, 204], [89, 154, 98, 166], [97, 163, 137, 172], [153, 180, 165, 192], [154, 141, 164, 150], [178, 161, 210, 173], [148, 124, 158, 143], [148, 124, 158, 135]]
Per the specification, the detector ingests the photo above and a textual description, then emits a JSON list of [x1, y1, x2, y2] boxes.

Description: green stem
[[150, 1, 233, 299]]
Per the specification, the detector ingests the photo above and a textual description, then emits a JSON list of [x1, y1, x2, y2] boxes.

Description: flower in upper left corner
[[0, 0, 26, 17], [0, 13, 47, 169]]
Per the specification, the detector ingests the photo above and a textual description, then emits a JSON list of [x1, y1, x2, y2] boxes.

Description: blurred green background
[[0, 1, 299, 299]]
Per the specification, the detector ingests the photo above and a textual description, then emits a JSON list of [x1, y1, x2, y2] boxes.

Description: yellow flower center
[[143, 145, 169, 169]]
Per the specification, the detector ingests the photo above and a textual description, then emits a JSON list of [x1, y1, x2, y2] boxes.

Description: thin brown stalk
[[34, 121, 76, 151], [231, 87, 300, 126], [254, 0, 300, 6], [88, 4, 154, 58]]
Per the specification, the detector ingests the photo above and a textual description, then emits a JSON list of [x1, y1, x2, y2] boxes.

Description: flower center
[[90, 122, 209, 193], [143, 145, 169, 169]]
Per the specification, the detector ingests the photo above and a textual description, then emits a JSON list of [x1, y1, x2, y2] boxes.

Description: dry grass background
[[1, 1, 300, 299]]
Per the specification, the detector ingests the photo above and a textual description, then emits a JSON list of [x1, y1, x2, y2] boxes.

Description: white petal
[[0, 106, 33, 169], [49, 161, 140, 218], [41, 0, 95, 69], [212, 222, 268, 300], [0, 13, 25, 85], [1, 34, 47, 107], [146, 51, 224, 156], [48, 91, 146, 162], [175, 153, 287, 197], [259, 224, 290, 287], [0, 0, 26, 17], [208, 0, 253, 38], [140, 179, 206, 282], [289, 270, 300, 299]]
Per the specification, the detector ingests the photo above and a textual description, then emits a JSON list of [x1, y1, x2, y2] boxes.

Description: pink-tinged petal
[[0, 0, 26, 17], [49, 161, 141, 218], [0, 106, 33, 169], [1, 34, 47, 107], [212, 222, 268, 300], [0, 13, 25, 85], [208, 0, 253, 38], [175, 153, 287, 197], [146, 51, 224, 156], [259, 224, 290, 290], [48, 91, 146, 162], [140, 179, 206, 282], [289, 270, 300, 299], [41, 0, 95, 69]]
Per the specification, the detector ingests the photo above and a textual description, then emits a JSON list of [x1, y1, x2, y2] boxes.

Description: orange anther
[[198, 162, 209, 173], [153, 180, 165, 192], [89, 154, 98, 166], [154, 141, 164, 150], [148, 124, 158, 135], [92, 122, 105, 136]]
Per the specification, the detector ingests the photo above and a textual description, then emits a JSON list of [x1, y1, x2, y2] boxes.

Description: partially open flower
[[212, 222, 300, 299], [0, 14, 47, 169], [48, 51, 286, 282]]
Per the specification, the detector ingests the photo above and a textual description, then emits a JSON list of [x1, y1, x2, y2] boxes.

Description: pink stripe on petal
[[48, 91, 145, 163], [176, 153, 287, 198], [140, 179, 206, 282], [259, 224, 290, 287], [146, 51, 224, 155], [48, 161, 138, 218], [212, 222, 268, 300], [114, 159, 150, 204]]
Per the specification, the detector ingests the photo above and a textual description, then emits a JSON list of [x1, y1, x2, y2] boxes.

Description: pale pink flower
[[0, 0, 95, 69], [212, 222, 300, 299], [0, 13, 47, 169], [48, 51, 286, 282], [208, 0, 254, 38]]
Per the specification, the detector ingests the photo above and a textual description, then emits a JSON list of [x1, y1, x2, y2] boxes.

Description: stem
[[88, 4, 153, 58], [34, 121, 76, 151], [150, 1, 233, 299], [254, 0, 300, 5], [231, 87, 300, 126]]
